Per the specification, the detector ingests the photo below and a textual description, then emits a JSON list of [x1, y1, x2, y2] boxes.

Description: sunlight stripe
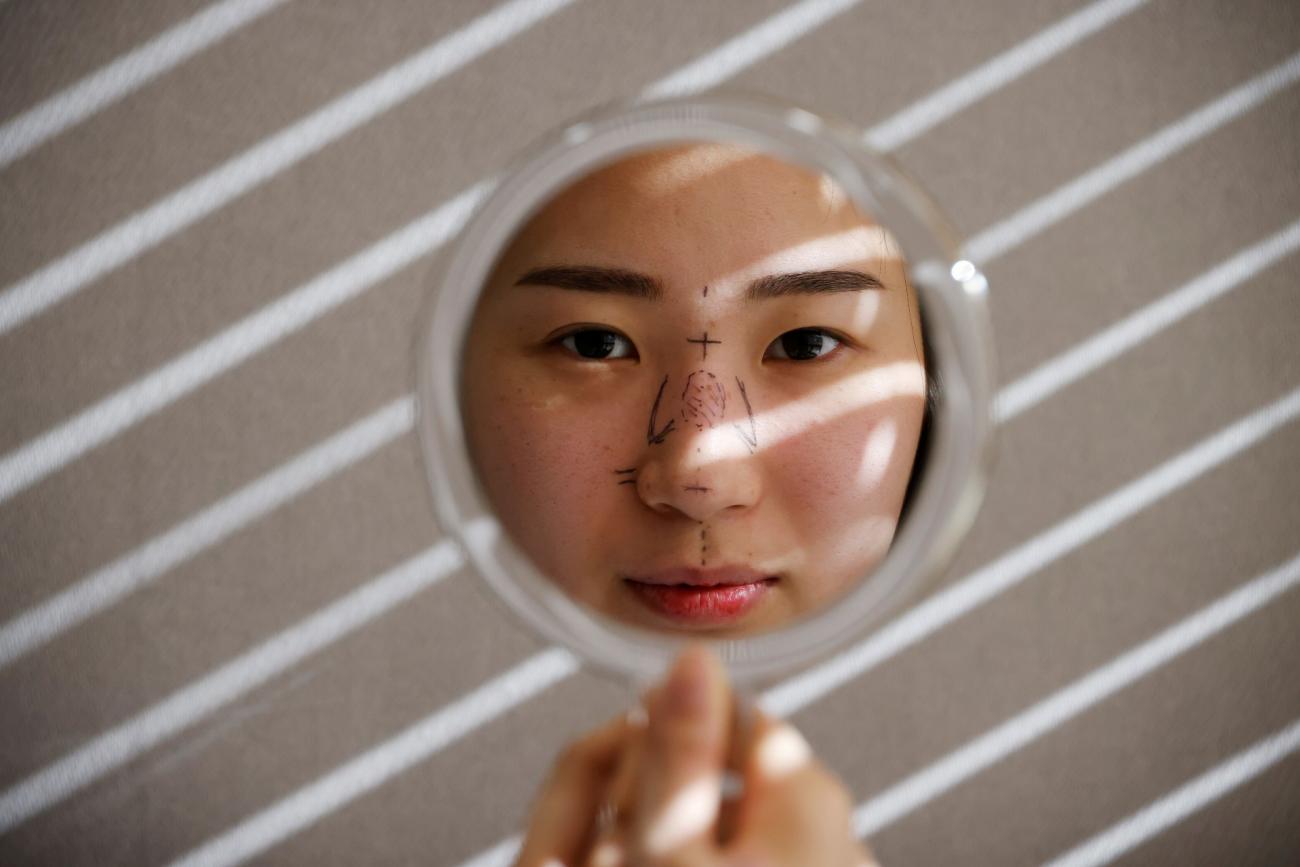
[[167, 648, 578, 867], [853, 552, 1300, 836], [310, 387, 1300, 867], [10, 245, 1280, 835], [0, 0, 575, 336], [0, 0, 1167, 673], [997, 217, 1300, 421], [0, 0, 289, 168], [646, 0, 862, 98], [0, 542, 463, 833], [0, 397, 414, 669], [1041, 718, 1300, 867], [864, 0, 1147, 151], [0, 0, 1168, 505], [4, 164, 1292, 841], [459, 397, 1300, 867], [0, 182, 486, 504], [0, 0, 1190, 842], [968, 49, 1300, 263], [762, 385, 1300, 718]]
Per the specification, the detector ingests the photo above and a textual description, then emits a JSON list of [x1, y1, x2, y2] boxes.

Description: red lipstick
[[624, 566, 775, 626]]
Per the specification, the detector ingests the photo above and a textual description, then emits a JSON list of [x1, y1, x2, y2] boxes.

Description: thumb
[[631, 644, 730, 865]]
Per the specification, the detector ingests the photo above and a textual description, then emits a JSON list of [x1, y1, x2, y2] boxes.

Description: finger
[[630, 645, 730, 865], [582, 706, 649, 867], [515, 713, 631, 867], [726, 714, 860, 866]]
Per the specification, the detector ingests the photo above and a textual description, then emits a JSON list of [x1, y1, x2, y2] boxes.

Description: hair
[[896, 297, 940, 527]]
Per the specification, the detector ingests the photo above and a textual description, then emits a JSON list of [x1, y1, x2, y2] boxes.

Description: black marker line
[[614, 468, 636, 474], [647, 374, 675, 444], [683, 485, 711, 493], [732, 375, 758, 454], [618, 479, 637, 486], [686, 331, 722, 360]]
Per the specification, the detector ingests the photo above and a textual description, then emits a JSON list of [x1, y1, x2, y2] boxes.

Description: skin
[[514, 646, 878, 866], [462, 143, 926, 636]]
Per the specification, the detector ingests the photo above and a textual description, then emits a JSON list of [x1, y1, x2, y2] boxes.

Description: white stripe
[[0, 397, 414, 669], [853, 552, 1300, 836], [0, 542, 464, 833], [0, 0, 575, 336], [0, 183, 487, 504], [0, 54, 1289, 847], [458, 836, 522, 867], [167, 648, 578, 867], [315, 387, 1300, 867], [0, 0, 289, 168], [0, 0, 1143, 505], [0, 0, 1170, 842], [997, 217, 1300, 421], [761, 384, 1300, 719], [646, 0, 863, 98], [1041, 718, 1300, 867], [968, 49, 1300, 263], [864, 0, 1148, 151]]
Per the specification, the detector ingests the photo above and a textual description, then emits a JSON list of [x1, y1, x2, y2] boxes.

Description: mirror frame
[[415, 91, 997, 686]]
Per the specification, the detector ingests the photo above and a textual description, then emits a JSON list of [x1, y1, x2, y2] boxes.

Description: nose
[[636, 369, 762, 522]]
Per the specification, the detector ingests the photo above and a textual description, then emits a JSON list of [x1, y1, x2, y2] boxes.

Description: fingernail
[[664, 646, 712, 717]]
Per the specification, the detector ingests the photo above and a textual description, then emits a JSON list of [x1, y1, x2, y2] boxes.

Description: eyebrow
[[514, 265, 884, 301], [744, 269, 885, 299], [513, 266, 663, 300]]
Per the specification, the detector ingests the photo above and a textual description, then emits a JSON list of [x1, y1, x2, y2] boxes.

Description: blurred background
[[2, 0, 1298, 864]]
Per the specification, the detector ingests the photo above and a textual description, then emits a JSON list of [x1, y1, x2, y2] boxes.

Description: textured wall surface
[[2, 1, 1299, 864]]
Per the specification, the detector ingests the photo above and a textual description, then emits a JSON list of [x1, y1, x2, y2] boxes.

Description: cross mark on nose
[[686, 331, 721, 360]]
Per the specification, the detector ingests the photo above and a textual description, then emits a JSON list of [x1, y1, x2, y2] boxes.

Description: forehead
[[490, 143, 890, 288]]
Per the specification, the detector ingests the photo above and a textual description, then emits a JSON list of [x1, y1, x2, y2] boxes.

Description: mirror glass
[[417, 94, 994, 682], [462, 142, 929, 637]]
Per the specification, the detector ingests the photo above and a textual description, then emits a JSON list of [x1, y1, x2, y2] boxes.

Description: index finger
[[630, 645, 730, 866]]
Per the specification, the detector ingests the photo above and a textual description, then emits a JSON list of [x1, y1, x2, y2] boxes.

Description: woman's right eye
[[557, 328, 636, 360]]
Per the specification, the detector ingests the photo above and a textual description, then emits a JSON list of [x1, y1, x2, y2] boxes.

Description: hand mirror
[[416, 92, 995, 687]]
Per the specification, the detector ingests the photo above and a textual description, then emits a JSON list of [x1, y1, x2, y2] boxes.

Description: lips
[[624, 566, 776, 625]]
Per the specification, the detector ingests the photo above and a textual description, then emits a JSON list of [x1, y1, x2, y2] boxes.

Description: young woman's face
[[462, 144, 927, 636]]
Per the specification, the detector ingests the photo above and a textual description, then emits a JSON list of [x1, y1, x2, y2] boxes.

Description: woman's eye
[[558, 328, 635, 360], [765, 328, 842, 361]]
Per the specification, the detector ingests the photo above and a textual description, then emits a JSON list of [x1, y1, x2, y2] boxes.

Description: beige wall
[[1, 0, 1298, 864]]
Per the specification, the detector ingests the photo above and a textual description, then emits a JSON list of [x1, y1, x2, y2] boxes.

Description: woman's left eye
[[557, 328, 636, 360], [764, 328, 842, 361]]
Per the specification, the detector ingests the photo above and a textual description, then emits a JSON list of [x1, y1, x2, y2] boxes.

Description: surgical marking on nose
[[647, 375, 676, 444], [682, 371, 726, 431], [686, 331, 721, 360], [614, 467, 637, 486], [732, 376, 757, 454], [683, 484, 711, 493]]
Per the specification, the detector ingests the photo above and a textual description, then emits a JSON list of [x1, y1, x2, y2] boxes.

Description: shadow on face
[[461, 142, 929, 637]]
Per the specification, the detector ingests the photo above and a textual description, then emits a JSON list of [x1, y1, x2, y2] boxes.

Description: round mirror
[[416, 93, 996, 686]]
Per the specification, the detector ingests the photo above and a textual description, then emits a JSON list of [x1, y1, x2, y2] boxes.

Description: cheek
[[768, 396, 922, 513], [464, 380, 629, 579], [763, 390, 926, 598]]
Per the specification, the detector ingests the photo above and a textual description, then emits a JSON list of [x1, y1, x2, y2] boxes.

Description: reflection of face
[[462, 144, 926, 636]]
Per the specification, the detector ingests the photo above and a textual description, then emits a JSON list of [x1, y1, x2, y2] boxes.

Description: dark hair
[[897, 298, 939, 526]]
